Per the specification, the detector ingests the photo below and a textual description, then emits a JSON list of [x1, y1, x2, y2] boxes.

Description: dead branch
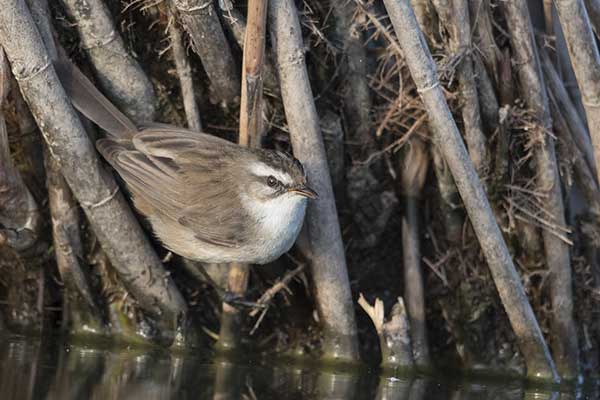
[[382, 0, 559, 381]]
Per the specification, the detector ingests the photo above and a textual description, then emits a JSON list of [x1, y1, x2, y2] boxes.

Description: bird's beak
[[289, 185, 318, 199]]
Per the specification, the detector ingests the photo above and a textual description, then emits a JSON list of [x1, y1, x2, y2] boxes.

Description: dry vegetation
[[0, 0, 599, 384]]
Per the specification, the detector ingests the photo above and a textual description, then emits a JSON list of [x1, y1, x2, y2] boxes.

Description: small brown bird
[[54, 62, 317, 265]]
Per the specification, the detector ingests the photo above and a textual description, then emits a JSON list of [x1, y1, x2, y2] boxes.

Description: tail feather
[[53, 61, 138, 138]]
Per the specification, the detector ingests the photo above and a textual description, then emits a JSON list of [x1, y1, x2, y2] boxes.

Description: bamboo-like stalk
[[239, 0, 267, 148], [219, 7, 279, 93], [502, 0, 579, 380], [0, 49, 41, 253], [168, 14, 202, 131], [541, 47, 597, 179], [586, 0, 600, 36], [408, 0, 463, 244], [269, 0, 360, 362], [549, 92, 600, 216], [27, 0, 106, 336], [45, 149, 105, 335], [431, 147, 463, 244], [332, 0, 374, 154], [381, 0, 559, 381], [553, 0, 600, 183], [60, 0, 155, 122], [0, 0, 187, 340], [473, 53, 499, 131], [431, 0, 489, 179], [399, 138, 430, 367], [172, 0, 239, 104], [218, 0, 268, 350], [469, 0, 501, 83]]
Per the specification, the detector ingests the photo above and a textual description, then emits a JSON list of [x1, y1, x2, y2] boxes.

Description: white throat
[[242, 192, 307, 263]]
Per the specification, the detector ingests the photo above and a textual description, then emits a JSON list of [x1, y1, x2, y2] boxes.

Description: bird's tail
[[53, 60, 138, 138]]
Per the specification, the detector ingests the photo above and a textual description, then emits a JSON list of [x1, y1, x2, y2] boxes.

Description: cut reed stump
[[381, 0, 559, 381], [270, 0, 360, 362]]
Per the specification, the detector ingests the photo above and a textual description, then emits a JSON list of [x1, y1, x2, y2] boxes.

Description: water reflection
[[0, 336, 593, 399]]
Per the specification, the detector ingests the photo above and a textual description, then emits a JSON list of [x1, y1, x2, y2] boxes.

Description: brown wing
[[97, 128, 252, 249]]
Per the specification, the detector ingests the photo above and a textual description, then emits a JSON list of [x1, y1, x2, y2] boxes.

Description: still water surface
[[0, 335, 597, 399]]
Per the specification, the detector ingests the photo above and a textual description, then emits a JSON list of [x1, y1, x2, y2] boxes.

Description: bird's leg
[[193, 263, 266, 310]]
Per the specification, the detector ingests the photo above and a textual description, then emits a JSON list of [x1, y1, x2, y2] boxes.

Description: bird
[[53, 61, 317, 266]]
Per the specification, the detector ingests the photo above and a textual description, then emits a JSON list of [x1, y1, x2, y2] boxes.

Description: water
[[0, 335, 596, 399]]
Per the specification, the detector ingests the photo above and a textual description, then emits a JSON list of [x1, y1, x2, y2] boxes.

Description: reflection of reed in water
[[0, 338, 580, 399], [315, 370, 358, 400], [46, 344, 103, 399], [212, 358, 243, 400]]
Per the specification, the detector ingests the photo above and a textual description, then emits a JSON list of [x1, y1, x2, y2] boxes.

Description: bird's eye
[[267, 176, 278, 187]]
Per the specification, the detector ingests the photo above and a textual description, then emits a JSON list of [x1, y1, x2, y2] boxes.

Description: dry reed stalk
[[219, 0, 268, 350], [219, 7, 279, 92], [27, 0, 106, 335], [45, 149, 105, 335], [270, 0, 359, 362], [0, 49, 41, 253], [410, 0, 436, 40], [585, 0, 600, 37], [403, 0, 464, 245], [469, 0, 501, 83], [432, 0, 489, 180], [168, 15, 202, 131], [0, 0, 187, 340], [399, 137, 430, 366], [239, 0, 267, 148], [473, 53, 499, 131], [382, 0, 559, 381], [332, 0, 374, 154], [541, 46, 597, 179], [502, 0, 579, 379], [431, 147, 463, 244], [172, 0, 239, 104], [554, 0, 600, 183], [60, 0, 156, 122], [549, 93, 600, 217]]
